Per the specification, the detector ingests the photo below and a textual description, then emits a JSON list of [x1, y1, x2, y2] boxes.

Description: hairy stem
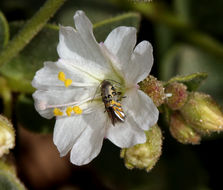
[[0, 0, 66, 67]]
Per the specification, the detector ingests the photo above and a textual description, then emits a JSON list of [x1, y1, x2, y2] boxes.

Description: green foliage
[[0, 11, 9, 50], [166, 72, 208, 91]]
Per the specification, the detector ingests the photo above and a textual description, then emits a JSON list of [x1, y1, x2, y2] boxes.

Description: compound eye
[[108, 95, 112, 99]]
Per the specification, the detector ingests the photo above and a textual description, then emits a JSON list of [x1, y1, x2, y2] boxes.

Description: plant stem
[[0, 0, 66, 67]]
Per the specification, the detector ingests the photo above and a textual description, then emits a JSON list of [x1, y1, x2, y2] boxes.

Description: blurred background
[[0, 0, 223, 189]]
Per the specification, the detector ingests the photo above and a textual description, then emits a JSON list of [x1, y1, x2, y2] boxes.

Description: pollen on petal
[[66, 106, 73, 116], [64, 79, 72, 87], [53, 108, 63, 116], [73, 106, 82, 114], [58, 71, 66, 82]]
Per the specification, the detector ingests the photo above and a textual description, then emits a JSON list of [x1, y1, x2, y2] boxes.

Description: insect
[[100, 80, 125, 125]]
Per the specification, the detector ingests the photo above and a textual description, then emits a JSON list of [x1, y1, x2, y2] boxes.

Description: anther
[[58, 72, 66, 82], [66, 107, 73, 116], [53, 108, 63, 116], [64, 79, 72, 87], [73, 106, 82, 114]]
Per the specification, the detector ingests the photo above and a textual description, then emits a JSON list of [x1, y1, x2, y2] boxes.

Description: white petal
[[124, 41, 154, 85], [53, 115, 87, 156], [106, 115, 146, 148], [104, 26, 136, 66], [122, 89, 159, 131], [70, 106, 107, 165], [32, 61, 99, 91], [57, 11, 111, 79], [33, 86, 95, 119]]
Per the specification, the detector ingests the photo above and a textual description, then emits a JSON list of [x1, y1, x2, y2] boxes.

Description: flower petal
[[53, 115, 87, 156], [104, 26, 136, 67], [124, 41, 154, 85], [70, 106, 107, 165], [122, 89, 159, 131], [57, 11, 111, 79], [106, 116, 146, 148], [32, 61, 99, 91], [33, 86, 95, 119]]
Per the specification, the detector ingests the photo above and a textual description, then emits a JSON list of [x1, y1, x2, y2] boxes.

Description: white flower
[[32, 10, 159, 165]]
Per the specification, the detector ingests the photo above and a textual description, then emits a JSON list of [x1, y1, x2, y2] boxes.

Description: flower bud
[[165, 82, 188, 110], [120, 125, 162, 172], [140, 75, 165, 107], [180, 92, 223, 133], [0, 115, 15, 157], [170, 112, 201, 144]]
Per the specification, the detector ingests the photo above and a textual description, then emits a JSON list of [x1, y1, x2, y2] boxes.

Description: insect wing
[[112, 104, 125, 122]]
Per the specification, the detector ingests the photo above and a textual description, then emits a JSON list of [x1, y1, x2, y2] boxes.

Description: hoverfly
[[100, 80, 125, 125]]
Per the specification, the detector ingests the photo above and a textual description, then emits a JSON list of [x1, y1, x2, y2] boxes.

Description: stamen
[[66, 107, 73, 116], [53, 108, 63, 116], [73, 106, 82, 114], [45, 97, 93, 109], [64, 79, 72, 87], [58, 72, 66, 82]]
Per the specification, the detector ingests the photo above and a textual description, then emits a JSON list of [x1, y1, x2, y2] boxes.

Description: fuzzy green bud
[[170, 112, 201, 144], [165, 82, 188, 110], [0, 115, 15, 157], [180, 92, 223, 133], [120, 125, 162, 172], [140, 75, 165, 107]]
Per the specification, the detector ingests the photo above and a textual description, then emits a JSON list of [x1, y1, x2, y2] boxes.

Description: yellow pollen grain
[[64, 79, 72, 87], [58, 72, 66, 82], [53, 108, 63, 116], [73, 106, 82, 114], [66, 107, 73, 116]]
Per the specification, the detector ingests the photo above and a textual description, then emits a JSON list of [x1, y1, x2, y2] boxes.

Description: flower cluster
[[32, 11, 159, 165]]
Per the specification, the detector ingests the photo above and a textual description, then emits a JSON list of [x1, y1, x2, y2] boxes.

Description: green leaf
[[0, 12, 141, 93], [16, 94, 54, 133], [0, 11, 9, 51], [0, 159, 26, 190], [93, 12, 141, 42], [166, 72, 208, 91]]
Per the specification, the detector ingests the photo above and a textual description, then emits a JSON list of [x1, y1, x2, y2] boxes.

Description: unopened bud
[[120, 125, 162, 172], [140, 75, 165, 107], [180, 92, 223, 133], [165, 82, 188, 110], [0, 115, 15, 157], [170, 112, 201, 144]]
